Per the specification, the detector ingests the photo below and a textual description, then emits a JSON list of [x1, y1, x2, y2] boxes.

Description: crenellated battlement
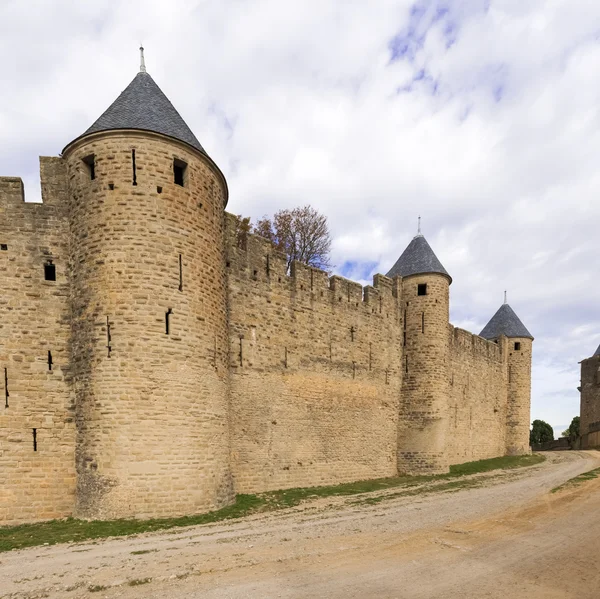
[[449, 325, 504, 363], [225, 212, 401, 322]]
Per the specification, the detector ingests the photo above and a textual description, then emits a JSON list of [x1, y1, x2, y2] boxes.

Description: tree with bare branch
[[254, 205, 332, 272]]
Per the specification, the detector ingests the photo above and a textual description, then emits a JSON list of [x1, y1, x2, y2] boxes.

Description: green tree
[[530, 419, 554, 445], [561, 416, 580, 439]]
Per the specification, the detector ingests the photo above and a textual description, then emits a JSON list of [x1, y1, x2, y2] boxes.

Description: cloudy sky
[[1, 0, 599, 434]]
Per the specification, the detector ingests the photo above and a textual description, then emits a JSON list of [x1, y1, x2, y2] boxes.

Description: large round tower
[[63, 52, 233, 519], [480, 301, 533, 456], [388, 232, 451, 475]]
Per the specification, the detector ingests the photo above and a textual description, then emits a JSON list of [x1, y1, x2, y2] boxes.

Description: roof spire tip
[[416, 215, 423, 237], [139, 44, 146, 73], [504, 290, 507, 305]]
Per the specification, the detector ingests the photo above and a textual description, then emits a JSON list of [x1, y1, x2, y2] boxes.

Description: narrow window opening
[[4, 368, 8, 408], [350, 326, 356, 342], [352, 361, 356, 379], [253, 269, 258, 278], [418, 283, 427, 296], [108, 183, 114, 190], [369, 343, 372, 371], [514, 342, 521, 351], [82, 154, 95, 180], [131, 149, 137, 186], [157, 186, 163, 194], [47, 350, 53, 371], [178, 254, 183, 292], [422, 312, 425, 333], [32, 428, 37, 452], [239, 335, 244, 366], [405, 356, 409, 373], [284, 347, 288, 368], [266, 255, 270, 277], [1, 244, 7, 250], [403, 331, 407, 346], [165, 308, 172, 335], [226, 261, 231, 268], [44, 260, 56, 281], [174, 159, 187, 186], [106, 316, 112, 358]]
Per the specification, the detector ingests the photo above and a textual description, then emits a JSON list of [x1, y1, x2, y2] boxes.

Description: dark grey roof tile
[[386, 235, 451, 282], [480, 303, 533, 340], [75, 72, 204, 153]]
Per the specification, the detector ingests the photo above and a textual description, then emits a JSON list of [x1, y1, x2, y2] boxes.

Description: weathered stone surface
[[580, 354, 600, 449]]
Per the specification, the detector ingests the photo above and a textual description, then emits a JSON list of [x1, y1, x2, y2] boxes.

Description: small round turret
[[480, 301, 533, 455], [390, 233, 451, 475]]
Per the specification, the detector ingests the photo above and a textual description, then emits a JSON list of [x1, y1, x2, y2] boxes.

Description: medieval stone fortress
[[0, 56, 535, 526]]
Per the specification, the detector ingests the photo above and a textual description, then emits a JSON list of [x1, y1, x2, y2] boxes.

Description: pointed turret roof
[[386, 234, 451, 283], [64, 52, 205, 154], [593, 343, 600, 357], [480, 303, 533, 340]]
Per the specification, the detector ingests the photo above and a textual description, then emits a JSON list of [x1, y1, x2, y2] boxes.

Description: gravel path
[[1, 450, 599, 599]]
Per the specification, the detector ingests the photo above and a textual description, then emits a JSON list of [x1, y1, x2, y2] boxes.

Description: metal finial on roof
[[417, 216, 421, 235], [139, 45, 146, 73], [504, 290, 507, 304]]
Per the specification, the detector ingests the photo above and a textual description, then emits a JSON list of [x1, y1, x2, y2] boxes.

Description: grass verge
[[551, 466, 600, 493], [0, 454, 544, 553]]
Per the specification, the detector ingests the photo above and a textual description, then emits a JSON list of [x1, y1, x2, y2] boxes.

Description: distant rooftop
[[386, 234, 451, 283]]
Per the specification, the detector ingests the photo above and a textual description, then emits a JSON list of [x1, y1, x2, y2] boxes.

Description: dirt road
[[1, 451, 600, 599]]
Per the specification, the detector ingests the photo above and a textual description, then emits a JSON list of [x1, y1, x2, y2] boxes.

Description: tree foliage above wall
[[530, 419, 554, 445], [253, 205, 332, 272]]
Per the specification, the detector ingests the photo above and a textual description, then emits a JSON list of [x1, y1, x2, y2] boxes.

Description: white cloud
[[1, 0, 599, 430]]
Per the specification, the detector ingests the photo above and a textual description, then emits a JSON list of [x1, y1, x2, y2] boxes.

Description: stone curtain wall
[[446, 327, 508, 464], [580, 355, 600, 449], [0, 160, 76, 525], [225, 214, 403, 493], [65, 133, 233, 520]]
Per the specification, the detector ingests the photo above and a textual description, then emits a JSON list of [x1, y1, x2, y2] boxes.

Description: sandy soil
[[1, 451, 600, 599]]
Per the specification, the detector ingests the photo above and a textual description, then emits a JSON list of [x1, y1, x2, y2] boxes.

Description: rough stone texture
[[446, 329, 508, 464], [505, 337, 533, 455], [225, 217, 402, 492], [0, 134, 533, 525], [397, 274, 450, 475], [580, 355, 600, 449], [64, 132, 233, 520], [0, 161, 76, 526]]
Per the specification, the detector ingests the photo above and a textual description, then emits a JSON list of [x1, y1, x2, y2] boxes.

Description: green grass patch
[[0, 454, 544, 553], [552, 466, 600, 493], [128, 578, 151, 586]]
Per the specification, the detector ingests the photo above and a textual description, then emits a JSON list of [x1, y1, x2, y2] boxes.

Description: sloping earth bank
[[1, 451, 599, 599]]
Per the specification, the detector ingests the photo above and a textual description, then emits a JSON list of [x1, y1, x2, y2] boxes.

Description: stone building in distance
[[580, 344, 600, 449], [0, 54, 533, 525]]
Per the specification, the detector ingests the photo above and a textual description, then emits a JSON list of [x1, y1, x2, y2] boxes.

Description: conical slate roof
[[386, 235, 451, 283], [593, 343, 600, 357], [480, 303, 533, 340], [71, 71, 205, 154]]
